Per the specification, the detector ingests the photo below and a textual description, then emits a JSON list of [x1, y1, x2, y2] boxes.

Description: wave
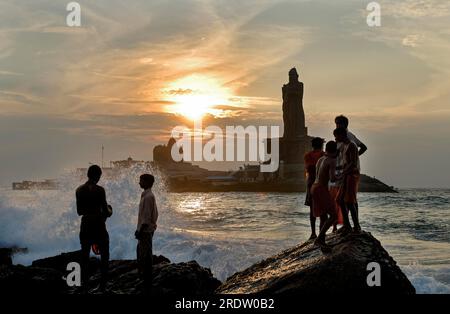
[[401, 263, 450, 294]]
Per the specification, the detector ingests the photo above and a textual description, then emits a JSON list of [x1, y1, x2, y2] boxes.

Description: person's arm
[[151, 197, 158, 230], [358, 142, 367, 156], [343, 143, 358, 175], [329, 159, 337, 183], [306, 165, 315, 177], [349, 132, 367, 156], [304, 154, 315, 181], [75, 189, 85, 216], [138, 195, 152, 233]]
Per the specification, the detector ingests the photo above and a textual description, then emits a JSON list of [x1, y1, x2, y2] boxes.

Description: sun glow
[[163, 74, 234, 120]]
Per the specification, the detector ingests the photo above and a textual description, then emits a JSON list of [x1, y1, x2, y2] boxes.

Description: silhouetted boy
[[135, 174, 158, 294], [333, 115, 367, 230], [304, 137, 325, 240], [76, 165, 112, 290], [311, 141, 339, 249], [334, 127, 361, 234]]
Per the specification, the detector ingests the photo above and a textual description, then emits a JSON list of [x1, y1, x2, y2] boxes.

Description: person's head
[[87, 165, 102, 183], [335, 115, 349, 129], [139, 173, 155, 190], [311, 137, 325, 150], [333, 127, 348, 143], [325, 140, 338, 157]]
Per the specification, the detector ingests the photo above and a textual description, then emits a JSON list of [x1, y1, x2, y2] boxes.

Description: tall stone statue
[[282, 68, 306, 139]]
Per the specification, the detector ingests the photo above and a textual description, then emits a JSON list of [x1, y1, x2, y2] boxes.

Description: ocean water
[[0, 167, 449, 294]]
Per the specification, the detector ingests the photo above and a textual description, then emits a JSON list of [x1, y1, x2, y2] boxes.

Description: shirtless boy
[[311, 141, 339, 249]]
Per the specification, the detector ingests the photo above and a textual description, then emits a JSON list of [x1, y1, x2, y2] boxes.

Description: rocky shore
[[217, 231, 415, 294], [0, 232, 414, 295]]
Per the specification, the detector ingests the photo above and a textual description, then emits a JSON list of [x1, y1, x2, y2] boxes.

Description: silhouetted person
[[304, 137, 325, 240], [335, 115, 367, 156], [135, 174, 158, 294], [76, 165, 112, 290], [334, 127, 361, 234], [311, 141, 339, 250], [333, 115, 367, 231]]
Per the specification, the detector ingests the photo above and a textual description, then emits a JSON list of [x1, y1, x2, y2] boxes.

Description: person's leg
[[80, 240, 91, 287], [319, 216, 325, 232], [345, 174, 360, 232], [143, 232, 153, 293], [98, 233, 109, 290], [315, 211, 337, 247], [309, 206, 317, 239], [347, 203, 361, 232], [338, 200, 352, 233], [332, 223, 338, 233], [137, 239, 143, 276], [138, 232, 153, 294]]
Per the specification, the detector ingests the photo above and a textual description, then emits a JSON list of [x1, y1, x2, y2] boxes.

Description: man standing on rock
[[135, 173, 158, 294], [76, 165, 112, 290], [331, 115, 367, 231], [334, 127, 361, 234]]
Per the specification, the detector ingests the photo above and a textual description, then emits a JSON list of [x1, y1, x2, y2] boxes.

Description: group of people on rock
[[72, 114, 366, 292], [304, 115, 367, 250]]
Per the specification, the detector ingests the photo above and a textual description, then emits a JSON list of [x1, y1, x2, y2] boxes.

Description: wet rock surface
[[216, 231, 415, 294]]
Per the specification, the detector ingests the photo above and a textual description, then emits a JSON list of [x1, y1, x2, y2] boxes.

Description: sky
[[0, 0, 449, 188]]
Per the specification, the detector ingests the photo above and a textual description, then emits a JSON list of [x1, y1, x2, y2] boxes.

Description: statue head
[[288, 67, 299, 83]]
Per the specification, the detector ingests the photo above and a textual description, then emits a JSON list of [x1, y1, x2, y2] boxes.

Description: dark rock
[[1, 232, 413, 295], [92, 260, 221, 295], [0, 249, 13, 266], [359, 175, 397, 193], [1, 251, 219, 295], [153, 254, 171, 265], [216, 231, 415, 294], [0, 247, 28, 266], [32, 250, 83, 272], [151, 261, 221, 295], [32, 251, 171, 272], [0, 264, 67, 294]]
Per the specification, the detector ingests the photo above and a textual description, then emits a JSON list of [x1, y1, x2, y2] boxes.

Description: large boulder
[[216, 231, 415, 294]]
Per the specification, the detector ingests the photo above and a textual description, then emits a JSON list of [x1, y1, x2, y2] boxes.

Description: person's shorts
[[311, 183, 335, 218], [337, 173, 360, 204]]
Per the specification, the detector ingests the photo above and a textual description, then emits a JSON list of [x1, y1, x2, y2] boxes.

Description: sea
[[1, 166, 449, 294]]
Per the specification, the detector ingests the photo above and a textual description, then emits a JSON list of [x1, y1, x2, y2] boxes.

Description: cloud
[[1, 0, 450, 186], [382, 0, 450, 18], [0, 70, 23, 76], [402, 34, 422, 47], [164, 88, 194, 96]]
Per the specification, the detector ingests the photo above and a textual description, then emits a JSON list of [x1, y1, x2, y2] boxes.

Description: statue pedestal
[[280, 135, 308, 164], [271, 134, 312, 185], [280, 163, 304, 181]]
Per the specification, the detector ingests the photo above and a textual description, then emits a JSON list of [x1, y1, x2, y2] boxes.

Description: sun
[[163, 74, 232, 120]]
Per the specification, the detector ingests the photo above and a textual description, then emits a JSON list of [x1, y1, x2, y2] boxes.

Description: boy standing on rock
[[135, 174, 158, 294], [304, 137, 325, 240], [332, 115, 367, 232], [76, 165, 112, 291], [311, 141, 339, 249], [334, 127, 361, 234]]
